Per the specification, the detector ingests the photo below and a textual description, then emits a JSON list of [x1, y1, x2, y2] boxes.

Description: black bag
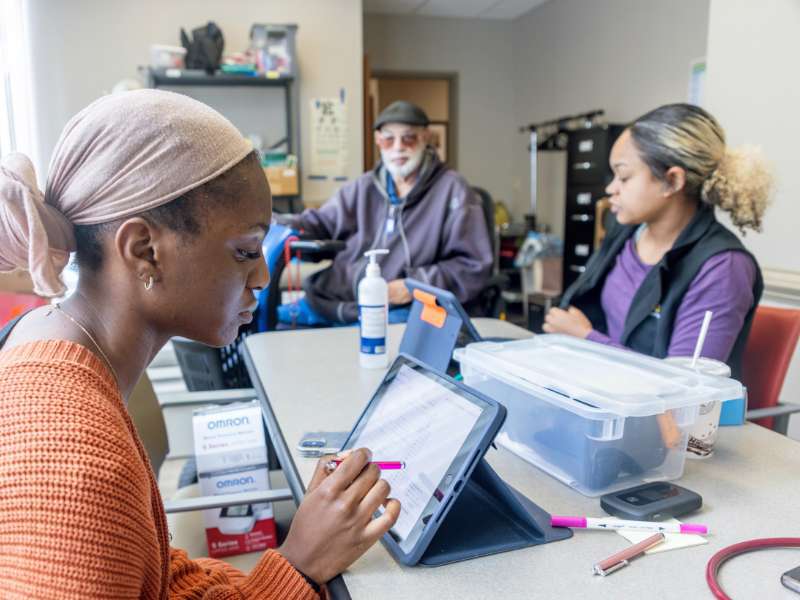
[[180, 22, 224, 74]]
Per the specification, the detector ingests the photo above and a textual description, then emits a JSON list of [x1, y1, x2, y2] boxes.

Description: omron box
[[192, 401, 277, 557], [455, 335, 743, 496]]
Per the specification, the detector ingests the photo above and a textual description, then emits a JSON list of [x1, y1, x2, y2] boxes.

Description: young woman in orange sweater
[[0, 90, 400, 599]]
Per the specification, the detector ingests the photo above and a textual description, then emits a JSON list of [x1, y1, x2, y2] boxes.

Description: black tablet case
[[388, 457, 572, 566]]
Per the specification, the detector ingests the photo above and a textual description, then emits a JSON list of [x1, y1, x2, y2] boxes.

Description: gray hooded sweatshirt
[[281, 149, 493, 323]]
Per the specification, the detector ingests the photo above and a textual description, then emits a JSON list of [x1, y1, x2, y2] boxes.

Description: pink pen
[[325, 459, 406, 472], [551, 515, 708, 535]]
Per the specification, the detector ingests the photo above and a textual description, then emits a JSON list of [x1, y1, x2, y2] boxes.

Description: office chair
[[254, 223, 297, 333], [254, 223, 345, 332], [0, 291, 48, 327], [464, 186, 508, 318], [743, 305, 800, 434], [172, 335, 253, 390]]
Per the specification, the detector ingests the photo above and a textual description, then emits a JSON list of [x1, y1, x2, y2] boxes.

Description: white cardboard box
[[193, 402, 277, 557]]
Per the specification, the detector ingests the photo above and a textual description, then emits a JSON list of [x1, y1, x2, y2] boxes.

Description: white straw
[[691, 310, 713, 368]]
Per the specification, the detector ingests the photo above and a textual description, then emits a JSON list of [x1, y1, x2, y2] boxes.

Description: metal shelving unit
[[147, 67, 301, 212]]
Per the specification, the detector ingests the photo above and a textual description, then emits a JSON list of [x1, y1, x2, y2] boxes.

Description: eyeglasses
[[376, 132, 420, 150]]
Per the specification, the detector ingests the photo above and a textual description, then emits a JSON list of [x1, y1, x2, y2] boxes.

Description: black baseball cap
[[374, 100, 430, 130]]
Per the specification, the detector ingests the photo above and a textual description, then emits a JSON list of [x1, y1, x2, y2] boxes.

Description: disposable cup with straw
[[692, 311, 714, 368], [665, 310, 731, 458]]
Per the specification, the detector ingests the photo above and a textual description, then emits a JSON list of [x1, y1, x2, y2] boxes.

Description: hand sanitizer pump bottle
[[359, 249, 389, 369]]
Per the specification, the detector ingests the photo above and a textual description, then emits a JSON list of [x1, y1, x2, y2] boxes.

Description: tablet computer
[[340, 354, 506, 566], [404, 278, 482, 343], [400, 279, 511, 373]]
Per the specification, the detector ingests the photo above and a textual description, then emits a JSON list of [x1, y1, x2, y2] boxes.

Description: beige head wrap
[[0, 89, 252, 296]]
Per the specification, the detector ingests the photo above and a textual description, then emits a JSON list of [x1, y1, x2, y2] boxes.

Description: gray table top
[[244, 320, 800, 600]]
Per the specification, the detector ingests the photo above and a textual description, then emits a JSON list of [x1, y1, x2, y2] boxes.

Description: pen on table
[[593, 532, 666, 576], [325, 459, 406, 472], [551, 515, 708, 535]]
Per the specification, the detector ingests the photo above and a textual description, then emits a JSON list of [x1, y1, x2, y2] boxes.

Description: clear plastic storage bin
[[454, 335, 743, 496]]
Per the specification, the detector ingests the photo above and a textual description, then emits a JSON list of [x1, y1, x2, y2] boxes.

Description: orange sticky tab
[[413, 289, 447, 329]]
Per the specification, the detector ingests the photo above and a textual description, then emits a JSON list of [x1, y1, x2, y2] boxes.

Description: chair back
[[0, 292, 48, 326], [172, 336, 252, 391], [254, 223, 296, 332], [742, 305, 800, 430], [128, 374, 169, 474], [472, 186, 498, 272], [467, 187, 507, 317]]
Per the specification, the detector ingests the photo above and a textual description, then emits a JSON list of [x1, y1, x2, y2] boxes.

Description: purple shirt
[[587, 237, 756, 362]]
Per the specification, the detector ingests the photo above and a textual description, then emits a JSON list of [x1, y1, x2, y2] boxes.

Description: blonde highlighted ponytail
[[629, 104, 773, 234], [701, 145, 772, 233]]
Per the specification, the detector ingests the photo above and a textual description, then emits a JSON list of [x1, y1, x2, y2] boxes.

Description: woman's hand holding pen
[[543, 306, 593, 338], [278, 448, 401, 585]]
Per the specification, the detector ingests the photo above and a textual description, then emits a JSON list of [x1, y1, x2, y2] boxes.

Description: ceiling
[[363, 0, 550, 20]]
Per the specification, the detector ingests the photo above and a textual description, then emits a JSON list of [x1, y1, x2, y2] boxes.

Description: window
[[0, 3, 14, 155], [0, 0, 35, 159]]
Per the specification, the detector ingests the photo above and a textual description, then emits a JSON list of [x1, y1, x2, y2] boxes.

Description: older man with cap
[[278, 100, 492, 325]]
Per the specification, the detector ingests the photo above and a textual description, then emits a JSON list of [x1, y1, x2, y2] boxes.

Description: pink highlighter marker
[[551, 515, 708, 535], [326, 459, 406, 472]]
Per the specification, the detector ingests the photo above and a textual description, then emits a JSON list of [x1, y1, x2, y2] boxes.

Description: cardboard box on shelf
[[264, 166, 299, 196]]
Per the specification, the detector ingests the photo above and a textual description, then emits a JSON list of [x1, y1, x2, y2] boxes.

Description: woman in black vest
[[544, 104, 771, 379]]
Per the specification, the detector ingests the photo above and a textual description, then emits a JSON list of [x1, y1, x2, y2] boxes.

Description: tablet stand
[[399, 289, 470, 373], [417, 458, 572, 566]]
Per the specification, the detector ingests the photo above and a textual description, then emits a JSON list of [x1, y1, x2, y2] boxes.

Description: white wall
[[366, 1, 710, 224], [705, 0, 800, 439], [511, 0, 710, 227], [24, 0, 363, 205], [705, 0, 800, 276], [364, 14, 517, 208]]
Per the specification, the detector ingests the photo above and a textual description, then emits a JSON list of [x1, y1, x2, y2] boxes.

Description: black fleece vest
[[560, 204, 763, 380]]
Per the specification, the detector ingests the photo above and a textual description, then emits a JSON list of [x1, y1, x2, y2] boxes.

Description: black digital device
[[600, 482, 702, 521], [783, 565, 800, 594]]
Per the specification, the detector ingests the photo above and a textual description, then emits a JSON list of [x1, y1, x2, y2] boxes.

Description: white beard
[[382, 147, 425, 179]]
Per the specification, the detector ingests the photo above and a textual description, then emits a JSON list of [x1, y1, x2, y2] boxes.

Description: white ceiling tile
[[364, 0, 428, 16], [415, 0, 497, 19], [479, 0, 550, 20], [364, 0, 553, 20]]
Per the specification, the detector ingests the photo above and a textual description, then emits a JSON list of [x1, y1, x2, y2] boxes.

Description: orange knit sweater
[[0, 340, 318, 600]]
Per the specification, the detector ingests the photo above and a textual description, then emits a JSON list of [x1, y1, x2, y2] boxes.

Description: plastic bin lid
[[454, 334, 744, 417]]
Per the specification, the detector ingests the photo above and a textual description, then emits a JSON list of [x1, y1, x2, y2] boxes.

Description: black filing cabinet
[[563, 125, 624, 290]]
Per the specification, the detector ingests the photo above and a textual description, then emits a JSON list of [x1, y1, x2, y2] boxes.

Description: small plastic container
[[454, 335, 743, 496], [150, 44, 187, 69], [249, 24, 298, 77]]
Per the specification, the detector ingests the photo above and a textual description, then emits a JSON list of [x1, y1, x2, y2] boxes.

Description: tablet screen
[[343, 359, 494, 553]]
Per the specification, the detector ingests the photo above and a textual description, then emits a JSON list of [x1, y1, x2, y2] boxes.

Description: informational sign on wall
[[688, 58, 706, 106], [309, 92, 349, 181]]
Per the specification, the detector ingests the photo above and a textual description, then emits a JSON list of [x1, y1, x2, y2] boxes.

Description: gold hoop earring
[[144, 275, 154, 291]]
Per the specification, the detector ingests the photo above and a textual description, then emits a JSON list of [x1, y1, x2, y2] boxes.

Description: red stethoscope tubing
[[706, 537, 800, 599], [284, 235, 301, 327]]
